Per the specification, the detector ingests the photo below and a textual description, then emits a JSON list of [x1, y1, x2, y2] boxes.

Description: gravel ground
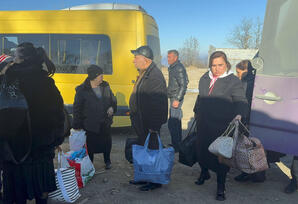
[[45, 92, 298, 204]]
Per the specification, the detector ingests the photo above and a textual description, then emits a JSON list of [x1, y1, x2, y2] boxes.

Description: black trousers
[[88, 150, 111, 164], [200, 163, 227, 185], [86, 125, 112, 164], [130, 114, 159, 150]]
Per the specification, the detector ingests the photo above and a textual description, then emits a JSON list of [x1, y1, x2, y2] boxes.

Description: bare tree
[[253, 17, 263, 49], [179, 36, 200, 67], [227, 17, 263, 49]]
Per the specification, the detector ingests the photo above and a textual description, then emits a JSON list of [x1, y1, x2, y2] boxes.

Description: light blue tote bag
[[132, 133, 175, 184]]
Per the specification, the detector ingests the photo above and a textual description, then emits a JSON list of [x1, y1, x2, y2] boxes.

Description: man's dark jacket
[[72, 79, 117, 134], [167, 60, 188, 101], [129, 62, 168, 148]]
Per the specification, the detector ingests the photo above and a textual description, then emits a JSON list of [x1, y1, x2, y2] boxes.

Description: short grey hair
[[168, 49, 179, 58]]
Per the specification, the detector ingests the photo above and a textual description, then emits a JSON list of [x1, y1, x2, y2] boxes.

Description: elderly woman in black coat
[[193, 51, 248, 201], [0, 42, 65, 204], [72, 65, 117, 169]]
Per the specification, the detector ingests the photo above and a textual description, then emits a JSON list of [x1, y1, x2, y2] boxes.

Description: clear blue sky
[[1, 0, 267, 57]]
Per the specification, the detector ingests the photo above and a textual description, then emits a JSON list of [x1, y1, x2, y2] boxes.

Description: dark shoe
[[139, 183, 162, 191], [129, 180, 147, 185], [234, 172, 251, 182], [195, 171, 211, 185], [105, 162, 112, 170], [251, 171, 266, 183], [284, 179, 297, 194], [216, 183, 226, 201]]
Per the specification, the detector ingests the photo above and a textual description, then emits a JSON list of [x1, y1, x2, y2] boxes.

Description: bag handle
[[144, 133, 163, 150], [186, 118, 197, 137], [220, 122, 236, 138], [56, 168, 72, 203]]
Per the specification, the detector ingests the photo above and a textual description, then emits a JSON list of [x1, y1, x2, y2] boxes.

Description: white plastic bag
[[77, 155, 95, 186], [59, 151, 70, 168], [67, 151, 95, 188], [69, 129, 86, 151]]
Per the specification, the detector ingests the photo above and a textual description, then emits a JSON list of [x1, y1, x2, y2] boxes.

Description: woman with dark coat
[[193, 51, 248, 201], [72, 65, 117, 169], [234, 60, 267, 183], [0, 42, 65, 204]]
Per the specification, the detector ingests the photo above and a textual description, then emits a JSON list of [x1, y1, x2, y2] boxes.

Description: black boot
[[129, 180, 147, 185], [139, 183, 162, 191], [216, 183, 226, 201], [195, 170, 211, 185], [251, 171, 266, 183], [234, 172, 251, 182], [284, 179, 297, 194]]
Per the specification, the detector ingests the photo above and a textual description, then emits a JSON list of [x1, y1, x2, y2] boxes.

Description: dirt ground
[[45, 67, 298, 204]]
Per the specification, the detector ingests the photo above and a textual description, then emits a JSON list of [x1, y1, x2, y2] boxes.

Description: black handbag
[[179, 119, 197, 167], [125, 137, 138, 163], [0, 76, 32, 164]]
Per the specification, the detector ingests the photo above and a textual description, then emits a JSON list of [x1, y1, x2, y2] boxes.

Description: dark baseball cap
[[131, 45, 154, 60]]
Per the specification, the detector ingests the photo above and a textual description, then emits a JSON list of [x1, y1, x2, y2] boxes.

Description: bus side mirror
[[251, 57, 264, 71]]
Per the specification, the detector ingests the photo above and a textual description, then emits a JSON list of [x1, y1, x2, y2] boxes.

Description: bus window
[[0, 34, 49, 56], [51, 34, 112, 74], [258, 0, 298, 77], [147, 35, 161, 67]]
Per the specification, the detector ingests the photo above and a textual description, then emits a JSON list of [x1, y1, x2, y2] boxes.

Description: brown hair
[[236, 60, 252, 71], [209, 51, 231, 71]]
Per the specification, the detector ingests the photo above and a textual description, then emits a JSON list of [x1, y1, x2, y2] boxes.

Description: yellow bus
[[0, 3, 161, 127]]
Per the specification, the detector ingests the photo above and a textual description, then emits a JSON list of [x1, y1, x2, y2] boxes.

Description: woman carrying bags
[[193, 51, 248, 201]]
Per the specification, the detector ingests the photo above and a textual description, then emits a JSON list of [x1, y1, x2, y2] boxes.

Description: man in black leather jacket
[[167, 50, 188, 152]]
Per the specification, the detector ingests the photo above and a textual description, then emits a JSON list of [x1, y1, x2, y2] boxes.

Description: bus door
[[249, 0, 298, 156]]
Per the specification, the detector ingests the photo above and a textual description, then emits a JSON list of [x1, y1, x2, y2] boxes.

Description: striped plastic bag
[[49, 151, 81, 203]]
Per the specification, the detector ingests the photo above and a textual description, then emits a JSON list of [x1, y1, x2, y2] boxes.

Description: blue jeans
[[168, 99, 183, 152]]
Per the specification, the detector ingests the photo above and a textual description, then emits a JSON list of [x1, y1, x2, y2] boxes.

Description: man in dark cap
[[129, 45, 168, 191], [73, 64, 117, 169]]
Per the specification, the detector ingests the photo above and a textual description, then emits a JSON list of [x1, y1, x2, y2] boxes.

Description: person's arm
[[173, 65, 188, 106], [72, 88, 85, 130], [48, 78, 65, 147], [231, 79, 249, 123], [107, 86, 117, 117]]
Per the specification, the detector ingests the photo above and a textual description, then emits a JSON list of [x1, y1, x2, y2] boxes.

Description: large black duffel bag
[[179, 119, 197, 167]]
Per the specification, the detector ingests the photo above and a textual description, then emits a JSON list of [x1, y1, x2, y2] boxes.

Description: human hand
[[172, 100, 180, 108], [0, 62, 14, 75], [56, 145, 62, 152], [107, 107, 114, 117], [149, 129, 158, 134], [234, 115, 242, 121]]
